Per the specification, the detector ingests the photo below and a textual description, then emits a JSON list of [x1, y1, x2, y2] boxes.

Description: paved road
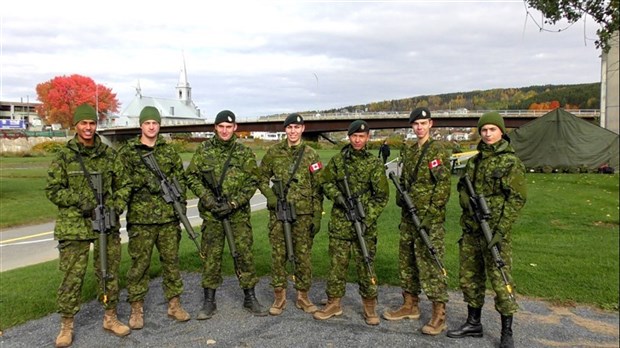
[[1, 273, 618, 347], [0, 196, 267, 272]]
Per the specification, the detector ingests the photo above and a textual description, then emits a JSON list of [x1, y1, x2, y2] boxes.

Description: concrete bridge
[[99, 109, 600, 143]]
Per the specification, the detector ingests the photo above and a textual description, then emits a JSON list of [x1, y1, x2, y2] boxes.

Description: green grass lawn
[[0, 154, 618, 330]]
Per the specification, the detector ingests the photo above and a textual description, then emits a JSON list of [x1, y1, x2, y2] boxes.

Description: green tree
[[525, 0, 619, 52]]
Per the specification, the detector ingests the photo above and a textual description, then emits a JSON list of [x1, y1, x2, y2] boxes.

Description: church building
[[110, 57, 205, 127]]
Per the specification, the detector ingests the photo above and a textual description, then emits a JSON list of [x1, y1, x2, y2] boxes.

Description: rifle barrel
[[388, 171, 447, 277], [341, 176, 377, 285], [143, 152, 203, 259], [462, 174, 515, 301]]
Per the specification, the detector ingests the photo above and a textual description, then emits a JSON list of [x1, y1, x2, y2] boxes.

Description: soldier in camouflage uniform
[[383, 107, 451, 335], [46, 104, 130, 348], [257, 113, 324, 316], [447, 112, 526, 348], [186, 110, 268, 319], [313, 120, 389, 326], [114, 106, 191, 329]]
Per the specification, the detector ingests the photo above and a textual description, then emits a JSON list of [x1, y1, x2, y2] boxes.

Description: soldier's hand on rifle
[[213, 201, 235, 218], [488, 232, 502, 250], [146, 176, 161, 194], [457, 179, 471, 210], [420, 216, 432, 230], [335, 194, 347, 208], [110, 199, 125, 216], [79, 194, 97, 218], [265, 192, 277, 210], [395, 191, 404, 207], [200, 194, 217, 211]]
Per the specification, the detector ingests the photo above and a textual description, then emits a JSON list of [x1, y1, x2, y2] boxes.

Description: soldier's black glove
[[395, 192, 404, 207], [200, 195, 218, 211], [213, 201, 234, 218]]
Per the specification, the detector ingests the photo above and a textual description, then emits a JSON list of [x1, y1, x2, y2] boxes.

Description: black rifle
[[142, 152, 203, 258], [90, 172, 116, 304], [204, 169, 241, 278], [272, 178, 297, 282], [388, 171, 447, 277], [462, 174, 515, 302], [339, 175, 377, 285]]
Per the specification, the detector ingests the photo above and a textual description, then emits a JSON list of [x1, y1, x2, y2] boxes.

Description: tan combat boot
[[362, 297, 380, 325], [421, 302, 447, 335], [383, 291, 420, 320], [55, 316, 74, 348], [269, 287, 287, 316], [313, 297, 343, 320], [129, 301, 144, 329], [295, 290, 318, 313], [167, 296, 191, 322], [103, 309, 131, 337]]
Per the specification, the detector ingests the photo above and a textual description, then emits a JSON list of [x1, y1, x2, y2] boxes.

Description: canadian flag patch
[[428, 159, 442, 169], [309, 162, 323, 173]]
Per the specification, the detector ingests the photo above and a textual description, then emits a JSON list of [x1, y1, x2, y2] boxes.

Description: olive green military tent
[[509, 109, 619, 172]]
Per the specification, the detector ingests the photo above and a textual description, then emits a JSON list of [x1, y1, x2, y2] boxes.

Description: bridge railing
[[252, 109, 599, 122]]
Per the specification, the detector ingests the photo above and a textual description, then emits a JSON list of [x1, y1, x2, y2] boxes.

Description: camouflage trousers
[[268, 214, 314, 291], [325, 236, 378, 299], [458, 231, 518, 315], [126, 222, 184, 302], [397, 220, 449, 302], [57, 234, 122, 317], [200, 218, 259, 290]]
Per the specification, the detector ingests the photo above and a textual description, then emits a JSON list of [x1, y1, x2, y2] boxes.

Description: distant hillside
[[323, 83, 600, 113]]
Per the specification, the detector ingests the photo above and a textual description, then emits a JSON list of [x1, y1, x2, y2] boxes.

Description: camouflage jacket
[[185, 134, 258, 221], [458, 139, 527, 236], [399, 139, 452, 223], [322, 144, 389, 239], [257, 139, 323, 215], [114, 135, 186, 225], [46, 134, 118, 241]]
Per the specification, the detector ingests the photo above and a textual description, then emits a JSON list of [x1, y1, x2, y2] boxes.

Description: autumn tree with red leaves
[[35, 74, 120, 128]]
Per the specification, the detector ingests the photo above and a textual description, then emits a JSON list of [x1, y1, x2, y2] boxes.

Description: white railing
[[249, 109, 600, 122]]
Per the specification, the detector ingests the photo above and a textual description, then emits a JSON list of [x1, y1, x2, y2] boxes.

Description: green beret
[[409, 107, 431, 123], [139, 106, 161, 125], [478, 111, 506, 134], [347, 120, 369, 136], [73, 103, 97, 125], [283, 113, 304, 127], [215, 110, 236, 124]]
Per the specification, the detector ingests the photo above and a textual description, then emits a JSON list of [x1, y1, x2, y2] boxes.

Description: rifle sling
[[75, 151, 97, 197], [341, 151, 370, 200], [285, 145, 306, 191], [218, 143, 237, 189], [411, 139, 432, 184]]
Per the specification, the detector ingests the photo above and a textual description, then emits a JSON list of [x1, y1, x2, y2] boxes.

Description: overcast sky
[[0, 1, 603, 120]]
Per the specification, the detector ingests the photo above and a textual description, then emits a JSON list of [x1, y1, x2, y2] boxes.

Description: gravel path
[[1, 273, 618, 348]]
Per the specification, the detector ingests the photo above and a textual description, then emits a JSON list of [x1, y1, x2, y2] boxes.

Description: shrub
[[168, 139, 194, 153], [31, 141, 65, 155]]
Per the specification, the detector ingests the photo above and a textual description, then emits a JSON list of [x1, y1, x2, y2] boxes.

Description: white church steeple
[[176, 51, 192, 104]]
